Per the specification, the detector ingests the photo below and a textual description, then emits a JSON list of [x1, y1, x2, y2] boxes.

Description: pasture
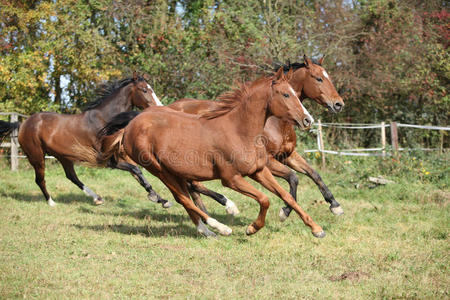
[[0, 153, 448, 299]]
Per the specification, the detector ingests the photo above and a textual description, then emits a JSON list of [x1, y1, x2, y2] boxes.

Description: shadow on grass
[[73, 222, 201, 238], [79, 206, 252, 227], [4, 192, 95, 205]]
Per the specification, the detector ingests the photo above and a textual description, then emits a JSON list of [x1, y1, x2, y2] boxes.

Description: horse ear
[[132, 71, 138, 81], [286, 68, 294, 81], [303, 54, 312, 69], [143, 73, 150, 81], [274, 67, 285, 82], [318, 56, 324, 65]]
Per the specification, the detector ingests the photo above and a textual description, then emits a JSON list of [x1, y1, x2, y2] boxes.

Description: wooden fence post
[[390, 122, 399, 152], [10, 113, 19, 171], [381, 121, 386, 157], [317, 119, 325, 168]]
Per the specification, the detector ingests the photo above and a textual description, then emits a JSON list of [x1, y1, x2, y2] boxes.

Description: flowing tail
[[74, 111, 141, 167], [0, 120, 20, 144]]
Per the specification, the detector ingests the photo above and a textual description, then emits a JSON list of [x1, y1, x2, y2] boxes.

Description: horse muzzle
[[326, 99, 345, 113]]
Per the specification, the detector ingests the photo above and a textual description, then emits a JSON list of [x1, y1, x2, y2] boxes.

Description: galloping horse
[[91, 69, 325, 237], [169, 55, 345, 219], [0, 73, 167, 206]]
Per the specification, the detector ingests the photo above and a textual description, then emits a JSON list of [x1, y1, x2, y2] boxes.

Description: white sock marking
[[48, 197, 56, 207], [279, 208, 288, 222], [225, 197, 240, 216], [206, 218, 232, 236], [83, 186, 99, 200]]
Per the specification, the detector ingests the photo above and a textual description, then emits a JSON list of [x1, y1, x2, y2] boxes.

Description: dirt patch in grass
[[328, 271, 371, 282]]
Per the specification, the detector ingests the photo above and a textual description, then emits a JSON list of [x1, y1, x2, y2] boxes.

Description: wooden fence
[[1, 112, 449, 170]]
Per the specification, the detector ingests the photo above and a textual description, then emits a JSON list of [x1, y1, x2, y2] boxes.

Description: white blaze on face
[[322, 70, 329, 79], [147, 83, 164, 106], [289, 86, 314, 125]]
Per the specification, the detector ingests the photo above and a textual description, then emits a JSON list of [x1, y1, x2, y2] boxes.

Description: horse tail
[[74, 111, 138, 167], [97, 129, 126, 166], [73, 128, 126, 168], [97, 111, 141, 138], [0, 120, 20, 144]]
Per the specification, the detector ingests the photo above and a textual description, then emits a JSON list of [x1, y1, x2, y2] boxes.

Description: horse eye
[[283, 93, 290, 98], [316, 77, 323, 82], [142, 88, 147, 93]]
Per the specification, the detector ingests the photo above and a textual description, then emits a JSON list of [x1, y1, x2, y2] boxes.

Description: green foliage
[[0, 0, 447, 145]]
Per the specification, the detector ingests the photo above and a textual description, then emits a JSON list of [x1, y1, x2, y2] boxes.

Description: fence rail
[[306, 121, 449, 163], [1, 112, 449, 170]]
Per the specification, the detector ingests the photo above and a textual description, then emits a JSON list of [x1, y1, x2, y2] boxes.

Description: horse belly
[[132, 119, 218, 181]]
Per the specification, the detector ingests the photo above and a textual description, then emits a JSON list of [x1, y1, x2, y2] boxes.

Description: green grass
[[0, 154, 448, 299]]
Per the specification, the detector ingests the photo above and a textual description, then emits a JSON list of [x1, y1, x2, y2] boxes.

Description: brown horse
[[169, 55, 345, 219], [92, 69, 325, 237], [0, 73, 167, 206]]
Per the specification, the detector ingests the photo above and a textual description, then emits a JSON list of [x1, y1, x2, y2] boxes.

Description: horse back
[[19, 112, 97, 158]]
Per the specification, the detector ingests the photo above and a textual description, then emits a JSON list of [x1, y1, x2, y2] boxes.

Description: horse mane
[[83, 76, 145, 111], [273, 59, 322, 73], [201, 77, 271, 120]]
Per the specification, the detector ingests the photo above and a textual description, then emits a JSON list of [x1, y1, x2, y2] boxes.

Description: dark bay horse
[[0, 73, 166, 206], [91, 70, 325, 237], [169, 55, 345, 219]]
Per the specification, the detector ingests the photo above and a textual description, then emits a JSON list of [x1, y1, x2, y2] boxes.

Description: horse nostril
[[334, 102, 343, 112], [303, 117, 311, 128]]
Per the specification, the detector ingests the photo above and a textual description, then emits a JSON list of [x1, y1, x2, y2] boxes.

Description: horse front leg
[[285, 151, 343, 216], [221, 174, 271, 235], [267, 157, 299, 222], [250, 166, 325, 238]]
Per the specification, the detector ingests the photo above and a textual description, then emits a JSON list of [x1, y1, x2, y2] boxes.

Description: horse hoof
[[225, 199, 240, 216], [47, 197, 57, 207], [197, 220, 217, 238], [246, 224, 259, 235], [219, 226, 232, 236], [147, 192, 159, 203], [330, 205, 344, 216], [278, 208, 288, 222], [93, 198, 104, 205], [162, 200, 173, 209], [312, 230, 326, 238]]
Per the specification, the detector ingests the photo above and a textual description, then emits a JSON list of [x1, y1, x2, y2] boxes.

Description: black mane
[[83, 76, 145, 111], [273, 59, 322, 73]]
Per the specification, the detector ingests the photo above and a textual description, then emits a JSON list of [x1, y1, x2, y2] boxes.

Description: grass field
[[0, 153, 448, 299]]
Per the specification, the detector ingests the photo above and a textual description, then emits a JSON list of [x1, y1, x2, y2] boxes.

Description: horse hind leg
[[189, 181, 239, 216], [115, 161, 173, 208], [156, 170, 231, 237], [25, 151, 56, 206], [59, 158, 104, 205]]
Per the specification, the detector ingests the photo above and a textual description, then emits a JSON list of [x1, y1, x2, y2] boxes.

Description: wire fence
[[305, 120, 449, 168]]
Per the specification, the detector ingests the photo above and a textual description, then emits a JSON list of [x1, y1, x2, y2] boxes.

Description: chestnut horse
[[91, 69, 325, 237], [0, 73, 167, 206], [169, 55, 345, 219]]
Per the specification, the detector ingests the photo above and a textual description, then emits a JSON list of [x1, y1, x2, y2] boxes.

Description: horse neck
[[227, 83, 271, 138], [85, 84, 134, 126], [289, 68, 308, 100]]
